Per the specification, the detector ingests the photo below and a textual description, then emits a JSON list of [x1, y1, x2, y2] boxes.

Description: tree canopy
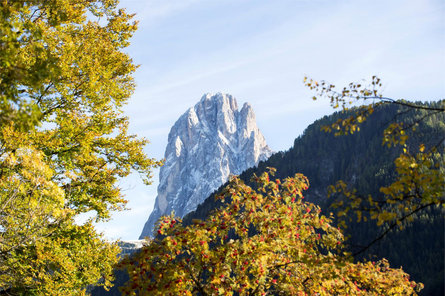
[[120, 170, 421, 295], [0, 0, 161, 294]]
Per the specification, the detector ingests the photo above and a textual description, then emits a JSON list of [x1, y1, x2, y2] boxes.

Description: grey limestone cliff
[[139, 93, 272, 238]]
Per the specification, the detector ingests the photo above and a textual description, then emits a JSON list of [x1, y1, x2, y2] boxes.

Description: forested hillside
[[92, 102, 443, 295], [184, 102, 444, 295]]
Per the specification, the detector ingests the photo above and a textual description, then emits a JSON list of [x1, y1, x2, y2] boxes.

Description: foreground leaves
[[0, 1, 161, 294], [120, 170, 421, 295]]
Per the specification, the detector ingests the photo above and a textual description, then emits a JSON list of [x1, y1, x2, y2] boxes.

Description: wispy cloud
[[130, 0, 204, 24]]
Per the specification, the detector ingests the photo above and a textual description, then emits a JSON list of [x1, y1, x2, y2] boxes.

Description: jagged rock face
[[140, 93, 272, 239]]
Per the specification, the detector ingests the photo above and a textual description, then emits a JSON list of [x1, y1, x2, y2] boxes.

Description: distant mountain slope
[[139, 93, 272, 239], [185, 102, 444, 296]]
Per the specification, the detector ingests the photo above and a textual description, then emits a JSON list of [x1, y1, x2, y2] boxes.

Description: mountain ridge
[[139, 93, 272, 239]]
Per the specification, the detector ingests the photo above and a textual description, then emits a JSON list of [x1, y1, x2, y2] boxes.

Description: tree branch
[[352, 202, 436, 257]]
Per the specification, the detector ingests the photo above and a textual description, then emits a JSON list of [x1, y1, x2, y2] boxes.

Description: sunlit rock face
[[139, 93, 272, 239]]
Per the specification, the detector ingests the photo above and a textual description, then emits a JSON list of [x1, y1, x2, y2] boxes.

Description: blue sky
[[95, 0, 445, 240]]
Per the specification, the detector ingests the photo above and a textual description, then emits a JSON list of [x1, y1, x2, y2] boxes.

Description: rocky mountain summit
[[139, 93, 272, 238]]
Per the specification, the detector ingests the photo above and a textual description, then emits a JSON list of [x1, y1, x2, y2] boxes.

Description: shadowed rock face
[[139, 93, 272, 239]]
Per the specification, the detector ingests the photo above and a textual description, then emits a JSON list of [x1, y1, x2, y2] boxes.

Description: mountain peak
[[140, 93, 272, 238]]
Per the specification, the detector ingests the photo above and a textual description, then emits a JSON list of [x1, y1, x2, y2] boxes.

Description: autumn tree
[[0, 1, 161, 294], [304, 76, 444, 254], [120, 170, 421, 295]]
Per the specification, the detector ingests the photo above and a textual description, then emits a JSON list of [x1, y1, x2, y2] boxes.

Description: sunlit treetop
[[0, 0, 162, 220], [120, 170, 422, 295], [0, 1, 161, 294]]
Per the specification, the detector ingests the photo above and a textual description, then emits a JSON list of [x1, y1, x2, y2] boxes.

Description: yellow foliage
[[0, 0, 161, 294], [120, 172, 421, 295]]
